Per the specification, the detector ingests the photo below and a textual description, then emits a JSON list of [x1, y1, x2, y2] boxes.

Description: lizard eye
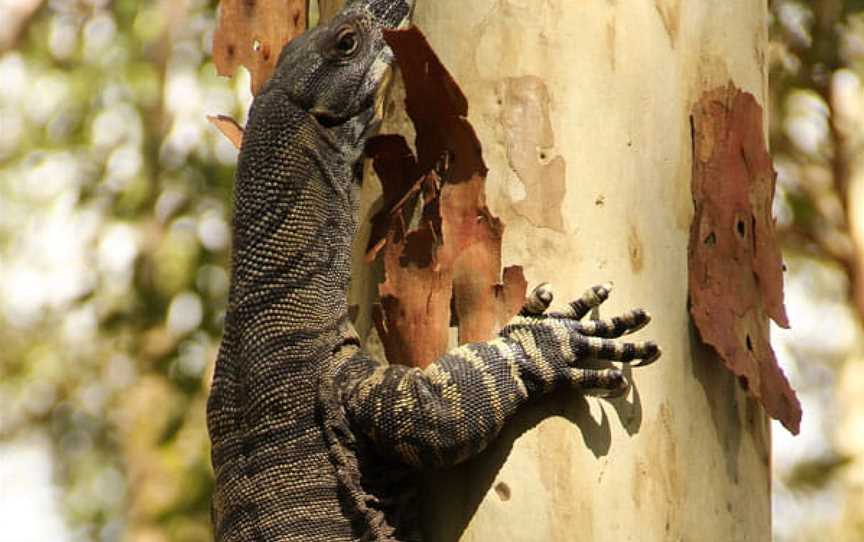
[[335, 27, 359, 57]]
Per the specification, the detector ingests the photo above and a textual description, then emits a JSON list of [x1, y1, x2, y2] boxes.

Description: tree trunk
[[317, 0, 343, 23], [213, 0, 772, 536], [364, 1, 772, 541]]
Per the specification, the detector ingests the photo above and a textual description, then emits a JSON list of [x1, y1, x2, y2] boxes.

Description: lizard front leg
[[337, 283, 660, 469]]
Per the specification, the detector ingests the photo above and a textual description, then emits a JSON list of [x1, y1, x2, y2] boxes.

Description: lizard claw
[[633, 344, 662, 367], [520, 283, 554, 316], [559, 282, 613, 320]]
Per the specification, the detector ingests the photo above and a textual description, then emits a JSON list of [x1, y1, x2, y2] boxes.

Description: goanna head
[[265, 0, 413, 155]]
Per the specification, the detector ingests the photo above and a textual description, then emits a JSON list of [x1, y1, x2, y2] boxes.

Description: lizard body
[[207, 1, 660, 540]]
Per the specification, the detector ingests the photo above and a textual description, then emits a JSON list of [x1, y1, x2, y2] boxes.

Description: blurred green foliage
[[770, 1, 864, 541], [0, 0, 249, 539]]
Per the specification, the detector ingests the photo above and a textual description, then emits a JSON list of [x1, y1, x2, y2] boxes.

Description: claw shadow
[[609, 363, 643, 436], [420, 377, 643, 541], [584, 305, 644, 435]]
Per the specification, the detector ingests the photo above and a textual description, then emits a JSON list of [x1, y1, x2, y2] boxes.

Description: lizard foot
[[515, 283, 660, 367], [503, 282, 661, 393]]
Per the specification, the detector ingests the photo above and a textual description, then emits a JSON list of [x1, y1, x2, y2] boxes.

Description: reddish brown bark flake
[[209, 0, 305, 146], [207, 114, 245, 149], [689, 84, 801, 434], [213, 0, 307, 95], [367, 27, 527, 368]]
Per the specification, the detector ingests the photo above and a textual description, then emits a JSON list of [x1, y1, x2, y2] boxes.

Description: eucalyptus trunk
[[343, 0, 772, 540]]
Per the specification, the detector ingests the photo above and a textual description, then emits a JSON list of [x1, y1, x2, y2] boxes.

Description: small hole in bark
[[751, 215, 757, 249], [736, 219, 746, 238], [689, 115, 696, 162], [494, 482, 511, 501], [746, 334, 753, 351], [704, 232, 716, 246], [435, 151, 454, 176], [539, 152, 547, 160], [227, 44, 236, 57], [738, 376, 749, 391]]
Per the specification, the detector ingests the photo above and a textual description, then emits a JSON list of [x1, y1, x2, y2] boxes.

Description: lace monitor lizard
[[206, 0, 662, 540]]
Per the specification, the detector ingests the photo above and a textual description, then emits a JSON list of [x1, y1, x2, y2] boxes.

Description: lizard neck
[[225, 92, 360, 359]]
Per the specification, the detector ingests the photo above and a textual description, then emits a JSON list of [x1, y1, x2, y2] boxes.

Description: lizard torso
[[207, 83, 400, 539]]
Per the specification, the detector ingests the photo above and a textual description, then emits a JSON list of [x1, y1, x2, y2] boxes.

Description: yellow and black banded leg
[[341, 281, 661, 470]]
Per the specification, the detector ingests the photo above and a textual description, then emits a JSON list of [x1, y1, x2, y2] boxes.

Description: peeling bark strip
[[213, 0, 307, 95], [208, 114, 245, 149], [689, 84, 801, 434], [367, 27, 528, 368]]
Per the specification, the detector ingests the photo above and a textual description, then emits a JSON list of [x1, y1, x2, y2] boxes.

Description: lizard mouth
[[312, 111, 350, 128]]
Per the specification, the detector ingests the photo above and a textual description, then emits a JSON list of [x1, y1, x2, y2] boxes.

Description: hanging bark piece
[[366, 26, 527, 368], [209, 1, 305, 146], [689, 84, 801, 435], [212, 0, 307, 95], [207, 114, 245, 149]]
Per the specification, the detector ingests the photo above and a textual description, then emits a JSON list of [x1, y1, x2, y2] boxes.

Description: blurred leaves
[[770, 1, 864, 541], [784, 454, 853, 492], [0, 0, 246, 540]]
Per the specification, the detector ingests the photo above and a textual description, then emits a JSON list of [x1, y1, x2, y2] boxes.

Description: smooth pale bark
[[345, 0, 772, 540]]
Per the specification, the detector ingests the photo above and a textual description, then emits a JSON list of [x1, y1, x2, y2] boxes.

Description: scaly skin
[[207, 1, 660, 540]]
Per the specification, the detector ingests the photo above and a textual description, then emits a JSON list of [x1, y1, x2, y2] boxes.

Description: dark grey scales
[[206, 1, 661, 540]]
